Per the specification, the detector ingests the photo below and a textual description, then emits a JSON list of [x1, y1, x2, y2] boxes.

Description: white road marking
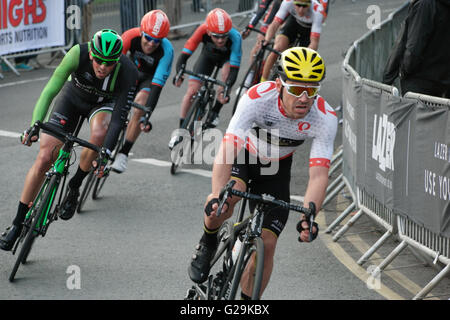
[[0, 77, 49, 88], [0, 129, 21, 138], [133, 158, 304, 200]]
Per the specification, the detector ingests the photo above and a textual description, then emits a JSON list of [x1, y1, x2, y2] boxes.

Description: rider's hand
[[92, 148, 111, 178], [204, 194, 228, 217], [20, 126, 38, 146], [217, 90, 229, 105], [140, 121, 152, 132], [296, 214, 319, 243], [241, 27, 251, 39], [174, 75, 184, 87], [139, 114, 152, 132]]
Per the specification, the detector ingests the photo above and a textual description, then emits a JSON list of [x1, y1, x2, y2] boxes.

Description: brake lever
[[23, 121, 40, 145], [216, 180, 236, 217], [173, 65, 185, 85], [307, 202, 316, 242], [139, 113, 152, 132]]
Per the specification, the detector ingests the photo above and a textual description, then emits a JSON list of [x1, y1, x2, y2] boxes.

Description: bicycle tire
[[91, 175, 107, 200], [227, 236, 264, 300], [9, 175, 59, 282], [93, 124, 125, 199], [232, 58, 262, 115], [76, 170, 95, 213], [170, 96, 203, 175]]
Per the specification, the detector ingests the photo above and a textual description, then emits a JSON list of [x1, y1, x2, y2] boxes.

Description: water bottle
[[232, 236, 243, 263]]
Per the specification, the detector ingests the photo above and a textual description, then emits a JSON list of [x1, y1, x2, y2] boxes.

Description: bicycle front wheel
[[170, 96, 203, 175], [91, 174, 108, 200], [93, 124, 125, 198], [228, 237, 264, 300], [9, 174, 59, 282]]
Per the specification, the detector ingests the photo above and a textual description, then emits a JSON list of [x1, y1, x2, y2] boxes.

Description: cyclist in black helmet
[[0, 29, 138, 251]]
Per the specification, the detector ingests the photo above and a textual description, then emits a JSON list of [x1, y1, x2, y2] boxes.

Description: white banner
[[0, 0, 65, 56]]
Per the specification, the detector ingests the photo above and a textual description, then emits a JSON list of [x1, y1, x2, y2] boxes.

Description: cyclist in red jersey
[[261, 0, 327, 82]]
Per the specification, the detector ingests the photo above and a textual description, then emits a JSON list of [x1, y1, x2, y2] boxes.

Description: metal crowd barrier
[[370, 92, 450, 299], [337, 0, 450, 299]]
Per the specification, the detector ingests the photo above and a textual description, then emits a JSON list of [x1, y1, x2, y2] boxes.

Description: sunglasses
[[142, 31, 161, 44], [280, 78, 320, 98], [294, 3, 310, 8], [91, 53, 118, 66], [210, 32, 229, 39]]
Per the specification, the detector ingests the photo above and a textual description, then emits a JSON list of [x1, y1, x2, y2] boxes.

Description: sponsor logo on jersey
[[298, 121, 311, 132]]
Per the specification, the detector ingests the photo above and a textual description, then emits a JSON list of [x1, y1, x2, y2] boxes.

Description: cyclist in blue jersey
[[111, 10, 174, 173], [170, 8, 242, 134]]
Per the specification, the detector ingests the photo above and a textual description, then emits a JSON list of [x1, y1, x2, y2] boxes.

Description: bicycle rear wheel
[[232, 59, 262, 115], [170, 96, 203, 175], [77, 170, 95, 213], [228, 237, 264, 300], [9, 175, 58, 282]]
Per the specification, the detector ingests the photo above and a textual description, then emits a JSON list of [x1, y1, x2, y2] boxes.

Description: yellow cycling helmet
[[277, 47, 326, 83]]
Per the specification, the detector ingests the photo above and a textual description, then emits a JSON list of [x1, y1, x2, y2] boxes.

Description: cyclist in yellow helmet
[[187, 47, 337, 299]]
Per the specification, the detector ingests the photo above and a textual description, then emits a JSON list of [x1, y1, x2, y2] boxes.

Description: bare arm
[[298, 166, 329, 242], [211, 140, 240, 197], [303, 165, 329, 213], [264, 19, 281, 44], [308, 37, 320, 51]]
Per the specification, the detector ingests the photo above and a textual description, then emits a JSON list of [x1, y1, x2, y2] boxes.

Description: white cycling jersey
[[224, 81, 337, 167], [274, 0, 326, 38]]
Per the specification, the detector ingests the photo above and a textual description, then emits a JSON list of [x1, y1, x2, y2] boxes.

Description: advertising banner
[[357, 84, 402, 209], [394, 101, 450, 237], [0, 1, 65, 56], [342, 68, 360, 193]]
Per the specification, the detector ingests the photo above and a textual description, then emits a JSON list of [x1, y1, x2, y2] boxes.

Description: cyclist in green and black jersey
[[0, 29, 138, 251]]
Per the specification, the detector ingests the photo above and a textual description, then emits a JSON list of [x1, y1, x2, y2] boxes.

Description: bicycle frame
[[22, 131, 77, 239], [186, 180, 315, 300]]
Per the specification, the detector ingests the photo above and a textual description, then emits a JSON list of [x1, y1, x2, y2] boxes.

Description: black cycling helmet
[[89, 29, 123, 62]]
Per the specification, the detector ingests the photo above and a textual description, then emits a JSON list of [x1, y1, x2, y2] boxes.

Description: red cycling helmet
[[205, 8, 232, 34], [140, 10, 170, 39]]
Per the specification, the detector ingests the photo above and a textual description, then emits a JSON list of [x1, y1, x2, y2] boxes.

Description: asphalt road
[[1, 0, 448, 301]]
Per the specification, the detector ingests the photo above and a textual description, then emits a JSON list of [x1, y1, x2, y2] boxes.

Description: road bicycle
[[76, 101, 151, 213], [9, 121, 107, 282], [169, 67, 229, 175], [185, 180, 316, 300], [232, 27, 280, 115]]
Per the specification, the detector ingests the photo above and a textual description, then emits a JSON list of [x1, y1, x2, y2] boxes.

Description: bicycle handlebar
[[182, 69, 227, 89], [217, 180, 316, 241], [263, 44, 281, 56], [245, 26, 266, 37], [129, 101, 153, 131], [30, 121, 102, 154], [128, 101, 151, 113]]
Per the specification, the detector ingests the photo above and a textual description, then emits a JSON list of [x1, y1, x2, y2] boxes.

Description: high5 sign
[[0, 0, 65, 55]]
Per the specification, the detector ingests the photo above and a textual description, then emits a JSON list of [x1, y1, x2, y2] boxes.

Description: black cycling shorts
[[43, 83, 113, 140], [279, 15, 311, 47], [231, 149, 292, 238], [191, 46, 228, 80]]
